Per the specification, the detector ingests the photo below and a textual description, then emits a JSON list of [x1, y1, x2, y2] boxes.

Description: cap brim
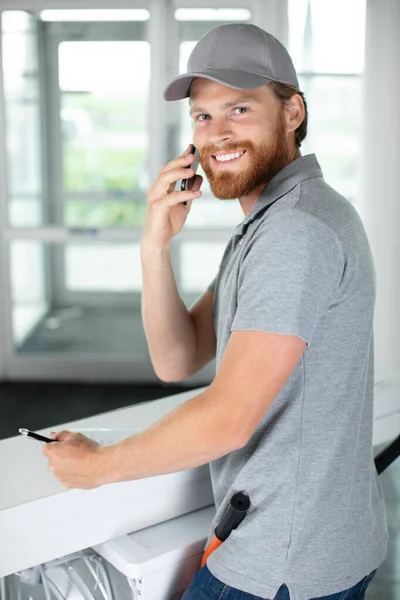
[[163, 69, 273, 101]]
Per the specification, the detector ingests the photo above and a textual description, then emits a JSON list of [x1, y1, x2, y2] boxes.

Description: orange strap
[[200, 535, 222, 568]]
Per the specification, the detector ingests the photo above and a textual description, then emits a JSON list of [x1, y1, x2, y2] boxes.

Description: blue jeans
[[182, 564, 377, 600]]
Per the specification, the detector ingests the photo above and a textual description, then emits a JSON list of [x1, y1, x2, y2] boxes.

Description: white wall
[[361, 0, 400, 436]]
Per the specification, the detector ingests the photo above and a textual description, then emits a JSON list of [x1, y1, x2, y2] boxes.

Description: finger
[[159, 166, 196, 186], [190, 174, 203, 193], [162, 189, 202, 207], [151, 167, 197, 200], [183, 198, 194, 211], [181, 143, 193, 156], [159, 153, 195, 177], [53, 430, 73, 442], [76, 433, 98, 446]]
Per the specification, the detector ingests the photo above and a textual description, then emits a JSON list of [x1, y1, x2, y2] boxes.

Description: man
[[43, 24, 388, 600]]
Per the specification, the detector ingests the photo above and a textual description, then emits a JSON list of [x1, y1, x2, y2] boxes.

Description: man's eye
[[197, 114, 210, 121], [234, 107, 248, 114]]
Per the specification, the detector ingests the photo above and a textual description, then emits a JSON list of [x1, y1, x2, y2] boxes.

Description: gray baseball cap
[[164, 23, 299, 101]]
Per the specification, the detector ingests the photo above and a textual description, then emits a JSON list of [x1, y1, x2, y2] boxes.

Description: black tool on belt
[[200, 432, 400, 568]]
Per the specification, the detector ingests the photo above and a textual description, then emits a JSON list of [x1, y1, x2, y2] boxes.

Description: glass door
[[1, 11, 49, 349], [45, 22, 150, 312], [1, 10, 158, 380], [287, 0, 366, 206]]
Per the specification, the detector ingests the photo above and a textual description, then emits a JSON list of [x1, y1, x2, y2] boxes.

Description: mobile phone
[[180, 144, 199, 192], [19, 428, 57, 443]]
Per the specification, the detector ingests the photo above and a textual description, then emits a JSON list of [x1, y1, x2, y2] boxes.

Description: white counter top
[[0, 387, 213, 578], [0, 381, 399, 579]]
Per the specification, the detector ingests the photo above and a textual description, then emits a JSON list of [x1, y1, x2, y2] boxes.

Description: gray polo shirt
[[205, 154, 388, 600]]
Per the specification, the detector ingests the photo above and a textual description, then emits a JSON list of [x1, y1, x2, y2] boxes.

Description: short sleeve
[[232, 211, 345, 345]]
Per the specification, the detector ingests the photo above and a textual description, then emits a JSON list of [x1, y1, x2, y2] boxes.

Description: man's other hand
[[42, 430, 107, 489]]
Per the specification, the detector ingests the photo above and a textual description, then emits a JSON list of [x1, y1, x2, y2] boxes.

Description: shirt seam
[[254, 181, 344, 260], [283, 353, 306, 578], [291, 188, 346, 271], [208, 550, 385, 589], [293, 202, 346, 302], [254, 195, 346, 296], [241, 200, 346, 271], [209, 551, 385, 588], [208, 555, 281, 588], [247, 186, 344, 258]]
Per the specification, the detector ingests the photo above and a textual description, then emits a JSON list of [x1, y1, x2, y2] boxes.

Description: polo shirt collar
[[233, 153, 323, 237]]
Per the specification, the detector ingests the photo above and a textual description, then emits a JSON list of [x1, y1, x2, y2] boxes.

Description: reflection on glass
[[10, 241, 47, 346], [65, 199, 147, 227], [65, 244, 141, 291], [2, 10, 32, 32], [40, 9, 150, 22], [287, 0, 365, 206], [299, 76, 362, 203], [180, 242, 227, 293], [175, 8, 251, 21], [59, 41, 150, 226], [288, 0, 365, 74], [1, 11, 44, 227], [10, 241, 147, 355]]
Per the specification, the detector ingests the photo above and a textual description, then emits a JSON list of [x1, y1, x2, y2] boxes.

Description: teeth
[[215, 151, 244, 162]]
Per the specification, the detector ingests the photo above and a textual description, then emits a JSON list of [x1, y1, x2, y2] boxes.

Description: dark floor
[[19, 306, 148, 354], [0, 383, 399, 598], [0, 381, 195, 440]]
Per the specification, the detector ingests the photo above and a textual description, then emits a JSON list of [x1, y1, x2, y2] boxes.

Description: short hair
[[268, 81, 308, 148]]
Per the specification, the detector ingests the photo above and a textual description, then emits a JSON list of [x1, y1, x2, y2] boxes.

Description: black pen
[[19, 428, 58, 443]]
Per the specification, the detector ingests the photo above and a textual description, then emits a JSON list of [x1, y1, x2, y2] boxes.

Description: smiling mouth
[[212, 150, 246, 164]]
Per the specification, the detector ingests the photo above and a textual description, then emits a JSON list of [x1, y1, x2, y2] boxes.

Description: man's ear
[[284, 93, 305, 133]]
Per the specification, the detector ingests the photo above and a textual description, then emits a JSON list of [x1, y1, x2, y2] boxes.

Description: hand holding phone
[[143, 144, 202, 247], [180, 144, 200, 204]]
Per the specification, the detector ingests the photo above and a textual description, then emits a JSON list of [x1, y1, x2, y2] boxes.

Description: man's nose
[[208, 117, 232, 145]]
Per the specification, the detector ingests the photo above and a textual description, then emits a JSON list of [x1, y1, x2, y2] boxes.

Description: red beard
[[199, 111, 290, 200]]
